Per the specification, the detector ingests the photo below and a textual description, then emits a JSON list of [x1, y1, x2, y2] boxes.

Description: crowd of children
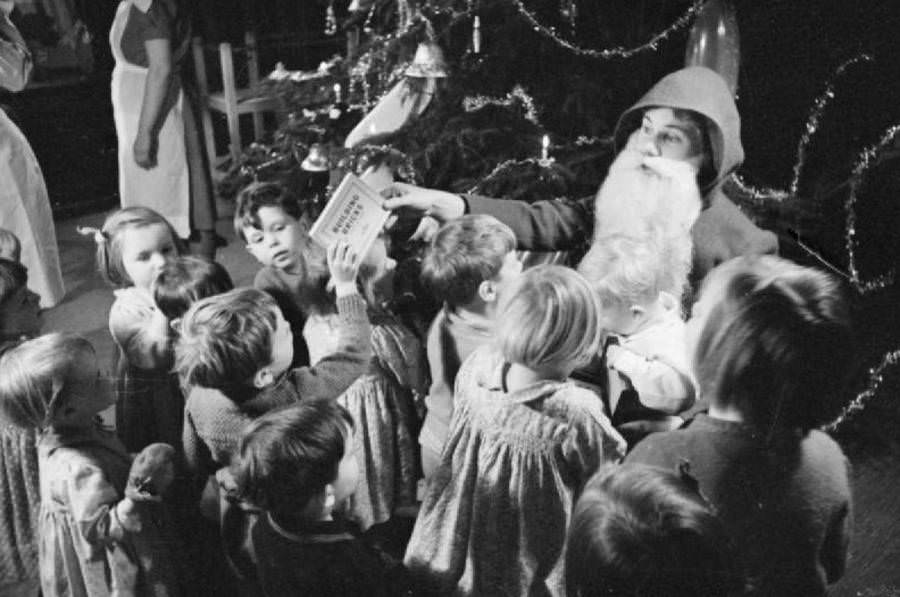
[[0, 66, 856, 597]]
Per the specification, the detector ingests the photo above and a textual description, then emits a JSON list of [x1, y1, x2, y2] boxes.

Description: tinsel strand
[[844, 124, 900, 294], [511, 0, 705, 60], [789, 53, 874, 198], [730, 53, 874, 205], [462, 85, 540, 123], [468, 156, 551, 193], [823, 348, 900, 432]]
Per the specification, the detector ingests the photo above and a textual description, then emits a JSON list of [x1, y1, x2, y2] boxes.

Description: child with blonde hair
[[577, 232, 695, 441], [0, 334, 182, 596], [405, 265, 626, 596], [418, 214, 522, 479], [627, 256, 854, 595], [81, 206, 185, 452]]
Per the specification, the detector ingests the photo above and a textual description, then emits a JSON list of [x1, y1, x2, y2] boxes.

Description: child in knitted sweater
[[176, 241, 372, 477]]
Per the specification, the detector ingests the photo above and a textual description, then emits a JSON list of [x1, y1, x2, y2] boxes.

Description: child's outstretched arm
[[109, 288, 171, 370], [289, 241, 373, 400], [64, 461, 143, 556]]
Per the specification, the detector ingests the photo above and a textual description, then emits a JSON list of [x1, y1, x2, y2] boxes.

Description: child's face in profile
[[331, 424, 360, 505], [58, 350, 114, 425], [121, 223, 178, 290], [243, 207, 308, 274], [0, 285, 41, 337], [360, 233, 397, 300], [599, 298, 641, 337], [628, 108, 706, 172], [488, 251, 524, 305]]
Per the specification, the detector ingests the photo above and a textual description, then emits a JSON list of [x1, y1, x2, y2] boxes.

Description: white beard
[[592, 148, 702, 244]]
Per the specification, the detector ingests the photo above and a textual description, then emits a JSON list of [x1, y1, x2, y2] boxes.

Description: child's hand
[[126, 443, 176, 501], [327, 240, 359, 294], [115, 497, 142, 533]]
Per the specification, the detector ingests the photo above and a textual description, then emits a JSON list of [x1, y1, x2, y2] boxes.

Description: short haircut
[[175, 287, 280, 397], [692, 255, 852, 432], [421, 215, 517, 307], [0, 258, 28, 306], [232, 400, 354, 521], [670, 108, 716, 194], [0, 333, 95, 429], [578, 232, 691, 307], [97, 207, 184, 288], [0, 228, 21, 262], [497, 264, 601, 371], [153, 256, 234, 322], [566, 463, 743, 597], [233, 181, 306, 243]]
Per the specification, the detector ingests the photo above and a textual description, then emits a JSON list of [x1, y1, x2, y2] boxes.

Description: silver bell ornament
[[301, 143, 330, 172], [405, 41, 448, 78]]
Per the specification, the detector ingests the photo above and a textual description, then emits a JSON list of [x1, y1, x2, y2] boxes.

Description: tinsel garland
[[789, 54, 875, 198], [511, 0, 705, 60], [463, 85, 540, 124], [844, 123, 900, 294], [824, 348, 900, 433]]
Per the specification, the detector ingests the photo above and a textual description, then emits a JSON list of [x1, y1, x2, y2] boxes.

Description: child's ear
[[477, 279, 498, 303], [323, 484, 336, 513], [252, 366, 275, 389]]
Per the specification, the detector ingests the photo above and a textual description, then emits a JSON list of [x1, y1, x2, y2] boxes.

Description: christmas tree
[[221, 0, 900, 449]]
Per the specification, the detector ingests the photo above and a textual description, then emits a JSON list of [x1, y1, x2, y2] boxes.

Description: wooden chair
[[191, 32, 280, 175]]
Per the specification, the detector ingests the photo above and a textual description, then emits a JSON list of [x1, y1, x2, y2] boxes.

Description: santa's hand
[[381, 183, 465, 226]]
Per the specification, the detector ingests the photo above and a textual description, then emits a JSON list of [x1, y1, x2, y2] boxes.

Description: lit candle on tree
[[334, 83, 342, 104], [541, 134, 550, 162]]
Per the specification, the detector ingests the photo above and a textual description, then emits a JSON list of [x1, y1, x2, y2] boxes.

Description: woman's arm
[[133, 37, 173, 169]]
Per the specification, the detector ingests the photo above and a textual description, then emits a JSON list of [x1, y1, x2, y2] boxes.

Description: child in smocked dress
[[0, 334, 182, 597], [405, 265, 626, 596], [332, 232, 428, 530]]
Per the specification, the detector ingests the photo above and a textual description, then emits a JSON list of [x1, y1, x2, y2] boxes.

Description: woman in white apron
[[0, 6, 65, 308], [109, 0, 217, 258]]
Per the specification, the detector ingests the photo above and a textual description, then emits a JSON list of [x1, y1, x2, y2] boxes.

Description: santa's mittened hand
[[126, 443, 177, 500]]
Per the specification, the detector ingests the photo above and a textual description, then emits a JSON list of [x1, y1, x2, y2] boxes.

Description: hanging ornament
[[324, 0, 337, 36], [301, 143, 330, 172], [363, 4, 376, 34], [405, 41, 448, 78], [684, 0, 740, 96], [560, 0, 577, 33], [472, 15, 482, 54], [344, 78, 437, 147]]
